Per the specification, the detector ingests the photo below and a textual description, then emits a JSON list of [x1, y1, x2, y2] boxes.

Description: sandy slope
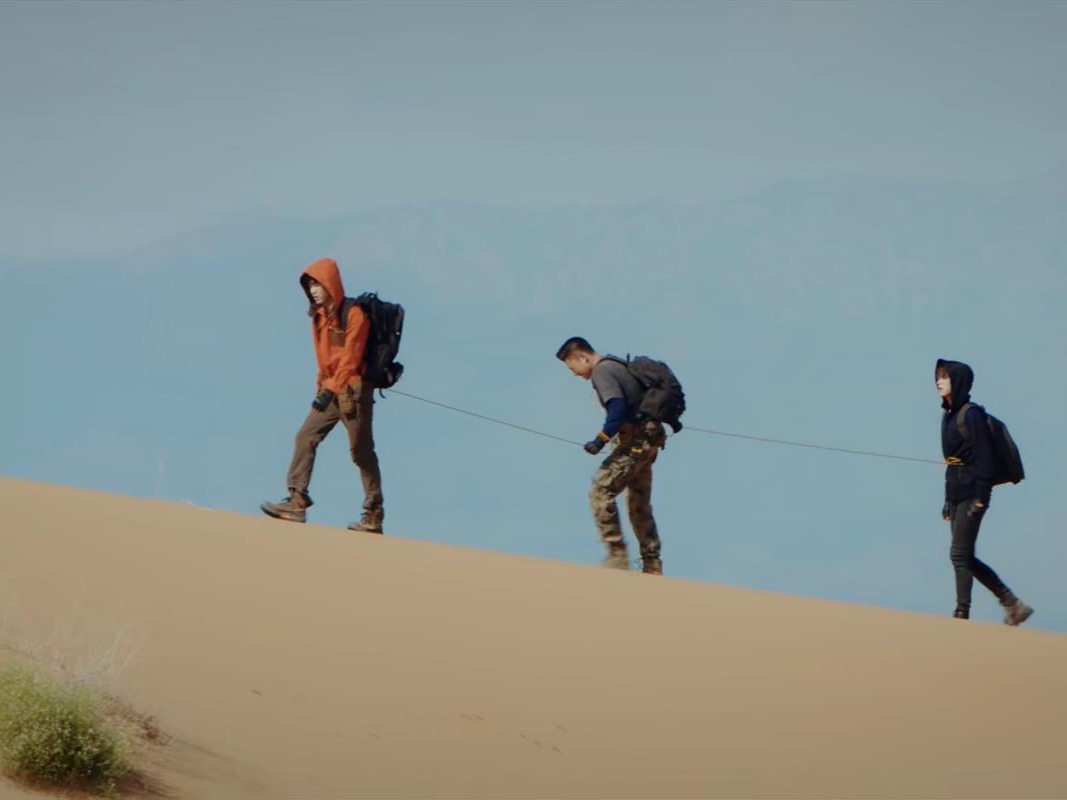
[[1, 475, 1066, 799]]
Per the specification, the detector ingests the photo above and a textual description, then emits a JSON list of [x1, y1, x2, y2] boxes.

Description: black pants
[[949, 500, 1011, 611]]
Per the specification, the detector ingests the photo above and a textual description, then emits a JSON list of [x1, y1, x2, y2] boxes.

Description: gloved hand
[[966, 499, 986, 519], [584, 438, 606, 455], [942, 501, 952, 521], [312, 388, 336, 413]]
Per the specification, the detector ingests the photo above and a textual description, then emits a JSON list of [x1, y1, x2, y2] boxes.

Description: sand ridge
[[1, 475, 1065, 799]]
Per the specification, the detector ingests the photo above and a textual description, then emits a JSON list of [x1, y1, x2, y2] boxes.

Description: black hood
[[936, 358, 974, 412]]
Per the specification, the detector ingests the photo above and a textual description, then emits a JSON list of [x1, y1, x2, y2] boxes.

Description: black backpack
[[602, 354, 686, 433], [339, 292, 405, 391], [955, 402, 1025, 486]]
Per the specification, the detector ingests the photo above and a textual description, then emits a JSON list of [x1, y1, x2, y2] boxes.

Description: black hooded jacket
[[937, 358, 995, 506]]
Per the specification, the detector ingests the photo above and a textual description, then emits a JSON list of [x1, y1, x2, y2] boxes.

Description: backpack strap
[[337, 297, 361, 333], [590, 355, 623, 406], [955, 402, 973, 439]]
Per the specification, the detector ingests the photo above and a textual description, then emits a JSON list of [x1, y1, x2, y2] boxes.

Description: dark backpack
[[339, 292, 405, 391], [955, 402, 1025, 486], [602, 354, 686, 433]]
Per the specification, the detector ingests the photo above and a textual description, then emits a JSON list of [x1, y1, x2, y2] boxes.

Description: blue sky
[[2, 0, 1065, 630]]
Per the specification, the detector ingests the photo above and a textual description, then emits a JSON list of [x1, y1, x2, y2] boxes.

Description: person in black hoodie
[[936, 358, 1033, 624]]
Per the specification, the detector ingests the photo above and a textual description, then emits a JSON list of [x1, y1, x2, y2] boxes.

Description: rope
[[388, 389, 584, 448], [387, 389, 944, 465], [684, 426, 944, 465]]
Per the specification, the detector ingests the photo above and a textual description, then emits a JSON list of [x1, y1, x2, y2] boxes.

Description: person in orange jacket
[[261, 258, 385, 532]]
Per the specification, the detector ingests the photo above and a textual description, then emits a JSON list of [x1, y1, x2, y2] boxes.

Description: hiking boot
[[260, 495, 310, 523], [642, 556, 663, 576], [347, 513, 384, 534], [1001, 597, 1034, 627], [603, 544, 630, 571]]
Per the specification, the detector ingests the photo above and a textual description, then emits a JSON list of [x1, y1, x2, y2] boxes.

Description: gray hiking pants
[[286, 382, 383, 519]]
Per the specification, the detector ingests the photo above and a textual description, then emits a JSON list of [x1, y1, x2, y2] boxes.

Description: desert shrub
[[0, 663, 130, 795]]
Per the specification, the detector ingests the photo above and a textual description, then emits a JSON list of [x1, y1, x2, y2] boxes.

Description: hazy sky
[[2, 1, 1065, 631], [2, 0, 1066, 260]]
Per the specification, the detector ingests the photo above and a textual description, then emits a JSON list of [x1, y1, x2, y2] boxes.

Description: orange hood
[[296, 257, 369, 394], [300, 258, 346, 311]]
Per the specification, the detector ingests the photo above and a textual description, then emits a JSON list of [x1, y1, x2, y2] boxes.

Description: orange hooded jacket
[[299, 258, 369, 395]]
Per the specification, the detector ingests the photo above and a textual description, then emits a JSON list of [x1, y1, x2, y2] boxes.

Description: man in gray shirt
[[557, 336, 665, 575]]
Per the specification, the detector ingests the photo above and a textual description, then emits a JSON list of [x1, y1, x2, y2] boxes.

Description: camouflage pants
[[589, 433, 661, 560]]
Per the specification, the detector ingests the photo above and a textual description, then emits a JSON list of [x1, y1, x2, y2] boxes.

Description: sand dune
[[1, 475, 1065, 799]]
